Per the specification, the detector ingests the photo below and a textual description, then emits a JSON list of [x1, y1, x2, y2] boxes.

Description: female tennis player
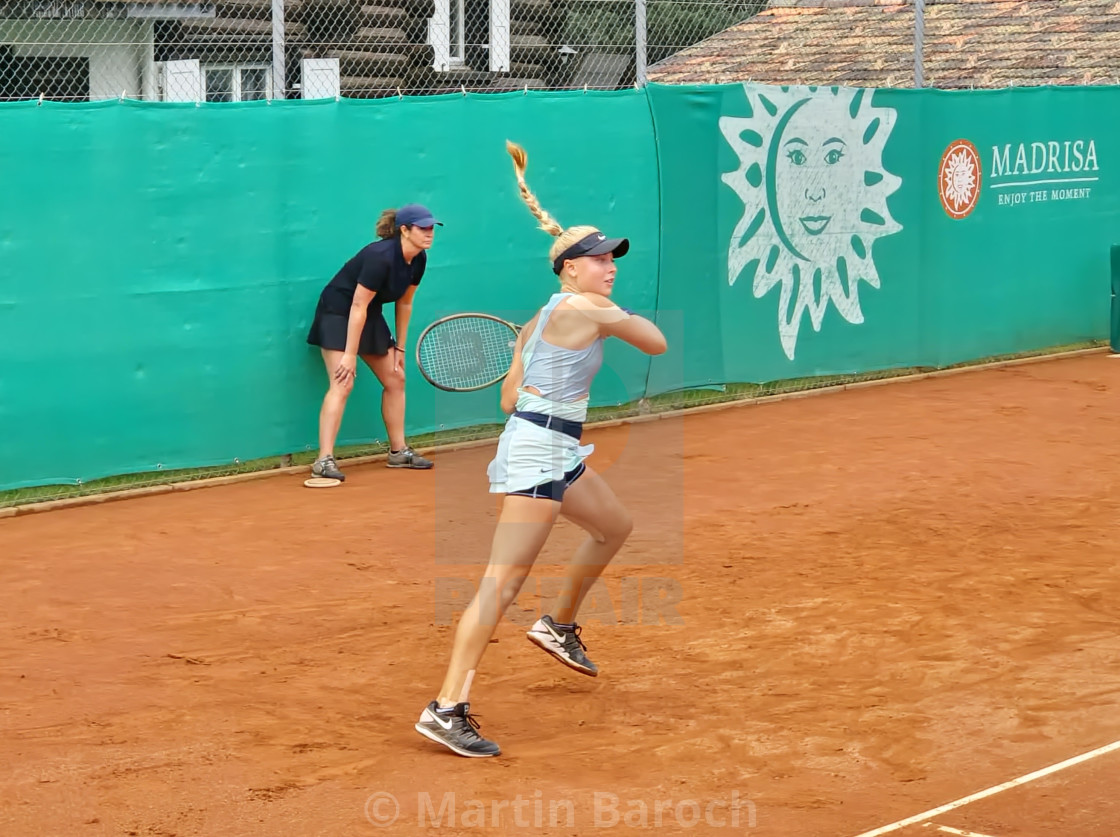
[[306, 203, 441, 479], [415, 142, 667, 757]]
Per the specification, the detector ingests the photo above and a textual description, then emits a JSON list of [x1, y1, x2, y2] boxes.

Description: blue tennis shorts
[[507, 461, 587, 501]]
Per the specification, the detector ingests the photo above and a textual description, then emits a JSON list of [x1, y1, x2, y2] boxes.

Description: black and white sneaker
[[415, 701, 501, 758], [527, 615, 599, 676]]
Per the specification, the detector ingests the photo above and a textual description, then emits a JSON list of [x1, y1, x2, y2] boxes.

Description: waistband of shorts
[[512, 411, 583, 441]]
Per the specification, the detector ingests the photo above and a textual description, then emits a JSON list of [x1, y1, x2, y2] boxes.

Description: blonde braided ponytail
[[506, 140, 564, 237]]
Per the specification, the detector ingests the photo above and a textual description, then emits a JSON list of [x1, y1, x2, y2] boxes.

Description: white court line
[[851, 738, 1120, 837], [924, 824, 1000, 837]]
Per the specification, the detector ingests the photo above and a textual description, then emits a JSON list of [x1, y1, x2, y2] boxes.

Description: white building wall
[[0, 19, 153, 100]]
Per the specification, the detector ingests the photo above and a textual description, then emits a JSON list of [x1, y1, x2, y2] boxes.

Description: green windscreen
[[1, 83, 1115, 490]]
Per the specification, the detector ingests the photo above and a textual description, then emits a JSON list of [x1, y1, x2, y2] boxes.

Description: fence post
[[635, 0, 648, 86], [914, 0, 925, 88], [272, 0, 286, 99]]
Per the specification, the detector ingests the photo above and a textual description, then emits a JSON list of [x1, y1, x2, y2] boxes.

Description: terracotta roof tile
[[647, 0, 1120, 88]]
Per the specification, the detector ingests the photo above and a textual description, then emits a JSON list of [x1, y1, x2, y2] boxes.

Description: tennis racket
[[415, 313, 523, 392]]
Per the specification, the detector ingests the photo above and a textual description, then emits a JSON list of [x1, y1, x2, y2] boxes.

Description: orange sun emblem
[[939, 140, 982, 219]]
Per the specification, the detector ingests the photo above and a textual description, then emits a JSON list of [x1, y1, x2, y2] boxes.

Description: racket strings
[[418, 317, 518, 390]]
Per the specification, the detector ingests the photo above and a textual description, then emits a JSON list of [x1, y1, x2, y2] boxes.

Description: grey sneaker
[[386, 446, 433, 469], [527, 615, 598, 676], [415, 701, 500, 758], [311, 454, 345, 481]]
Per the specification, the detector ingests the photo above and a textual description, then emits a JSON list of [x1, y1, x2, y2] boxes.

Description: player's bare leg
[[527, 468, 633, 676], [416, 495, 560, 756]]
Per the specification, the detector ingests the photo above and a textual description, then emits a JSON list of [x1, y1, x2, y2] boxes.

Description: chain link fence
[[0, 0, 764, 101]]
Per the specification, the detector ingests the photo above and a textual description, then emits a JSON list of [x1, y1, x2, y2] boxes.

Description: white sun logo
[[719, 85, 903, 360], [943, 150, 976, 209], [939, 140, 981, 220]]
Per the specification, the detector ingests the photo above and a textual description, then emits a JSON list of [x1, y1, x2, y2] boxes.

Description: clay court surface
[[2, 353, 1120, 836]]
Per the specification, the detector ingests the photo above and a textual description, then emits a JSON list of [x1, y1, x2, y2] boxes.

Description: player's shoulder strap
[[519, 292, 574, 368]]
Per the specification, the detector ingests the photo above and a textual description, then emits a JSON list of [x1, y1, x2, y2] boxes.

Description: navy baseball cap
[[552, 230, 629, 275], [396, 203, 443, 227]]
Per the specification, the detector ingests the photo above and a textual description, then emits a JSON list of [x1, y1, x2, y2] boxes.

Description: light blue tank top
[[519, 293, 604, 404]]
